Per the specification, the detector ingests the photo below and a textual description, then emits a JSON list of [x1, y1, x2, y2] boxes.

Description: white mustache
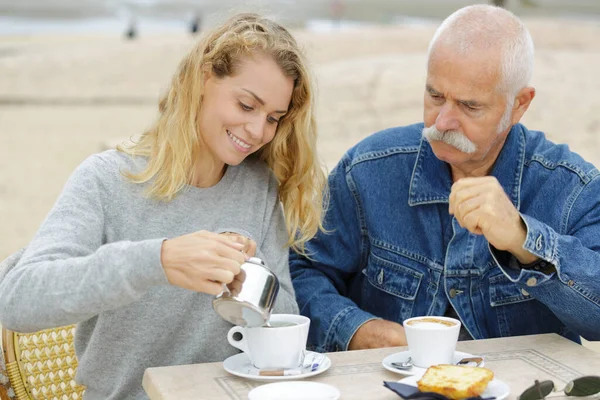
[[421, 125, 477, 154]]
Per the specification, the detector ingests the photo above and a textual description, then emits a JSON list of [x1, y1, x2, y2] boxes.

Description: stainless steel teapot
[[212, 257, 279, 327]]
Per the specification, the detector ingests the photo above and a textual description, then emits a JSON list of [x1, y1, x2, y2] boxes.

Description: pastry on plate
[[417, 364, 494, 400]]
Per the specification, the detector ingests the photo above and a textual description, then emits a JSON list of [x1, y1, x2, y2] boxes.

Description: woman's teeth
[[227, 130, 251, 149]]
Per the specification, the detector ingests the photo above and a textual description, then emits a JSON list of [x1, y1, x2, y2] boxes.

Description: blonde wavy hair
[[118, 13, 327, 254]]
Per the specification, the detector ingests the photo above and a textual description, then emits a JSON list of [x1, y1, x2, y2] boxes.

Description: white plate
[[248, 381, 340, 400], [398, 374, 510, 400], [382, 351, 484, 376], [223, 351, 331, 381]]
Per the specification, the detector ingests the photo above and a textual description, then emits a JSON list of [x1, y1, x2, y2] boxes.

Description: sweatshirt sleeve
[[0, 154, 169, 333]]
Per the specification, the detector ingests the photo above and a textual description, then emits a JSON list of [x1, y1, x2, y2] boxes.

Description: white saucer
[[223, 351, 331, 381], [382, 351, 484, 376], [398, 374, 510, 400], [248, 381, 340, 400]]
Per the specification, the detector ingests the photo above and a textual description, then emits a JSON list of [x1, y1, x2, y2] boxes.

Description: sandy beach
[[0, 9, 599, 349]]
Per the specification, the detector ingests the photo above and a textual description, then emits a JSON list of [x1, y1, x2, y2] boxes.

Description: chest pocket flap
[[364, 252, 423, 300]]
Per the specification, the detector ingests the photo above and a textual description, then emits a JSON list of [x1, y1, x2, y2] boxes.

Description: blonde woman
[[0, 13, 326, 399]]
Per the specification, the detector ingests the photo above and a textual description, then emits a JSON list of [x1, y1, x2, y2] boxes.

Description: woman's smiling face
[[197, 54, 294, 168]]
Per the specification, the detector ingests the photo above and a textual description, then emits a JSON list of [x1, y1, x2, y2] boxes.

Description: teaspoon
[[391, 357, 413, 370]]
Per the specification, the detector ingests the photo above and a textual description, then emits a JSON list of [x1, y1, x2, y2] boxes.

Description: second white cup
[[403, 316, 461, 368], [227, 314, 310, 369]]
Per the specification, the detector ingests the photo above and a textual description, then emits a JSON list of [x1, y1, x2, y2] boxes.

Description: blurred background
[[0, 0, 598, 348], [1, 0, 600, 34]]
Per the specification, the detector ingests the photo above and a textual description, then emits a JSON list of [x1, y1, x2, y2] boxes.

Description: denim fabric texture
[[290, 123, 600, 352]]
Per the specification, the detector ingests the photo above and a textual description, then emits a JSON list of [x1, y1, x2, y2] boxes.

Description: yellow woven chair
[[2, 325, 85, 400]]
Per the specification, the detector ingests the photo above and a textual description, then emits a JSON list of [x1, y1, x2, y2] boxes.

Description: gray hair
[[427, 5, 534, 98]]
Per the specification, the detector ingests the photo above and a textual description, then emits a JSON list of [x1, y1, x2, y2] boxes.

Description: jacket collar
[[408, 124, 526, 209]]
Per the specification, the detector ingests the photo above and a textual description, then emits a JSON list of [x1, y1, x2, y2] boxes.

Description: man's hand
[[449, 177, 537, 264], [348, 319, 407, 350]]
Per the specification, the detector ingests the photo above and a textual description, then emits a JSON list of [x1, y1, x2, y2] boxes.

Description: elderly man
[[290, 4, 600, 352]]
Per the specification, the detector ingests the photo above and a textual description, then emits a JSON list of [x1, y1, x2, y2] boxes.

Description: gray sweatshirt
[[0, 150, 299, 399]]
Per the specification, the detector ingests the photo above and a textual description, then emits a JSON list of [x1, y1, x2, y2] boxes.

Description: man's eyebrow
[[425, 85, 441, 95], [242, 89, 288, 114], [459, 99, 483, 108], [426, 85, 483, 108]]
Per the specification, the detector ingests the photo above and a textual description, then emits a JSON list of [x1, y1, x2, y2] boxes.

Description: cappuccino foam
[[406, 317, 457, 328]]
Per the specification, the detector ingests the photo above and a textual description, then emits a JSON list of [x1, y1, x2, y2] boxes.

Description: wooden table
[[143, 333, 600, 400]]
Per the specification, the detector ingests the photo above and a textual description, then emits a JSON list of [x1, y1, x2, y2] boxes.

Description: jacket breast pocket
[[362, 251, 423, 322], [489, 273, 536, 336]]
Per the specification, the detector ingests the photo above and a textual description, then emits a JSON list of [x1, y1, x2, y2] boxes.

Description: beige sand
[[0, 18, 599, 349]]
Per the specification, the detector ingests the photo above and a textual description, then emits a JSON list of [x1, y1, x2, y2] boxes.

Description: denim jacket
[[290, 123, 600, 353]]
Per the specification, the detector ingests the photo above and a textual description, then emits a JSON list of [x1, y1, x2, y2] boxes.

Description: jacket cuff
[[326, 306, 379, 351], [489, 214, 559, 287], [520, 213, 559, 262], [489, 245, 555, 287]]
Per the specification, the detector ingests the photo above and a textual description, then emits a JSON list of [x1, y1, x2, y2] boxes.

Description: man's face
[[423, 45, 513, 169]]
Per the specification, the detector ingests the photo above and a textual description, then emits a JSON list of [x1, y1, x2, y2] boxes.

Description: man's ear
[[511, 86, 536, 125]]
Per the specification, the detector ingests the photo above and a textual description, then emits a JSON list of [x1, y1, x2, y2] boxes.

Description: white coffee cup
[[403, 316, 461, 368], [227, 314, 310, 369]]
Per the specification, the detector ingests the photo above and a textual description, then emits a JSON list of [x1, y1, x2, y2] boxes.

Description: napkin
[[383, 382, 428, 398]]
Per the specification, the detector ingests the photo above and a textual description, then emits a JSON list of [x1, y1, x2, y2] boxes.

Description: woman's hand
[[160, 230, 250, 295], [219, 232, 257, 295], [220, 232, 257, 258]]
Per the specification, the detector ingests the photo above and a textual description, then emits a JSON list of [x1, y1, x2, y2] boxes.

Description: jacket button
[[521, 288, 530, 296], [526, 277, 537, 287], [449, 288, 458, 298]]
